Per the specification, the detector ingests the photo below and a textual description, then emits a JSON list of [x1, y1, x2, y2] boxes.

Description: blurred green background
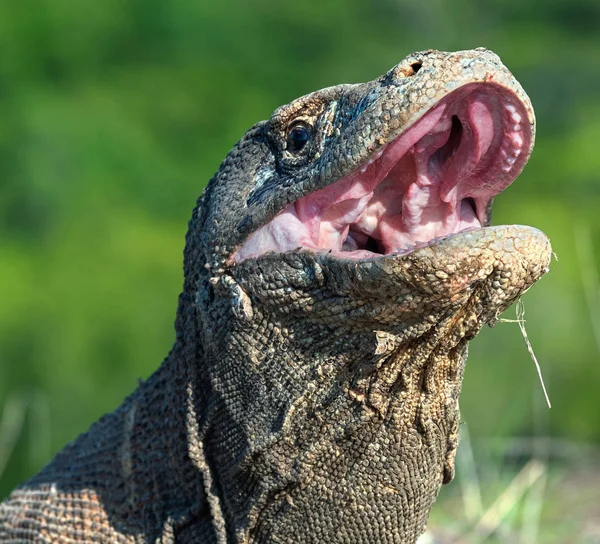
[[0, 0, 599, 540]]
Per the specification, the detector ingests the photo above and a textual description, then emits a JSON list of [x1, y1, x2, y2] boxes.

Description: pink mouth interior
[[235, 85, 530, 262]]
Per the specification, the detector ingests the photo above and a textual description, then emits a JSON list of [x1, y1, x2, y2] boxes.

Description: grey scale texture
[[0, 49, 551, 543]]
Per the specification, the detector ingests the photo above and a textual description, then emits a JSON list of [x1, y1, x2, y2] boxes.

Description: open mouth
[[234, 83, 532, 262]]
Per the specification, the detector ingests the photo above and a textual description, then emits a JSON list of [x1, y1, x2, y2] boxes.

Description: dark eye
[[287, 123, 311, 152]]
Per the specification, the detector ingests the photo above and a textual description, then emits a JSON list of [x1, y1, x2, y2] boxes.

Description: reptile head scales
[[0, 48, 551, 543]]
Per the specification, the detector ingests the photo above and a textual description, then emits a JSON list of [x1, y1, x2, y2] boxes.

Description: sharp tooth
[[511, 134, 523, 148]]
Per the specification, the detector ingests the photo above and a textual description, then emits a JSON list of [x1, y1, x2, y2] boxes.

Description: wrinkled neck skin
[[189, 266, 471, 542]]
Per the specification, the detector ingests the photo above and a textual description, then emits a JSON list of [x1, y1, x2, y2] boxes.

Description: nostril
[[410, 62, 422, 75], [390, 60, 424, 81]]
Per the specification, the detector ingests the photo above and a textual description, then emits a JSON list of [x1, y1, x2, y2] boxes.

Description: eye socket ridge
[[286, 121, 312, 153]]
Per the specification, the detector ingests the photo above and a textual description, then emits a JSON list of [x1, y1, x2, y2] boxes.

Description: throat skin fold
[[0, 49, 551, 544]]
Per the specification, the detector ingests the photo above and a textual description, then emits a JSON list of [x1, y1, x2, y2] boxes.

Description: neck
[[190, 296, 472, 541]]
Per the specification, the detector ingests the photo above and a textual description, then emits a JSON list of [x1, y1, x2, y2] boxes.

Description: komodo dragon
[[0, 48, 551, 543]]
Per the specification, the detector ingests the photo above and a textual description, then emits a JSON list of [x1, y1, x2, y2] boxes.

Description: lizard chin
[[233, 83, 532, 263]]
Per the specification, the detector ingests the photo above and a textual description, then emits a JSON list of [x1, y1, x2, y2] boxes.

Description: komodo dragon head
[[0, 48, 551, 544], [182, 48, 551, 541]]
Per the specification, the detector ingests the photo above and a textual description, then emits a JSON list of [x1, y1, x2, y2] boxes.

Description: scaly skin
[[0, 49, 551, 543]]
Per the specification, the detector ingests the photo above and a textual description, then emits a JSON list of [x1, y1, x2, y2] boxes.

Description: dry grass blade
[[500, 299, 552, 409], [515, 299, 552, 409]]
